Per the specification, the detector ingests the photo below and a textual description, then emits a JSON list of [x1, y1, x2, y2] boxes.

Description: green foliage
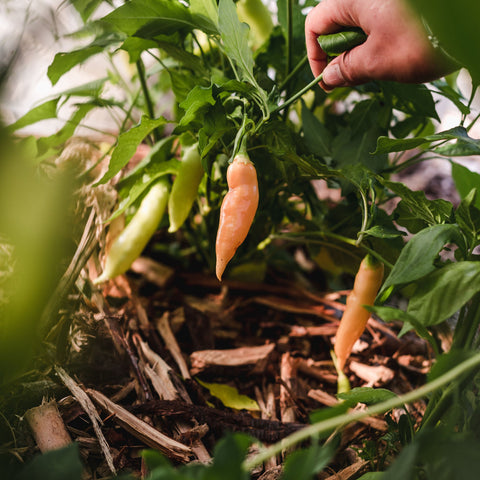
[[6, 0, 480, 477]]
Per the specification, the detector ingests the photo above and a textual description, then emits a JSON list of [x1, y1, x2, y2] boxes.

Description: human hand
[[305, 0, 454, 90]]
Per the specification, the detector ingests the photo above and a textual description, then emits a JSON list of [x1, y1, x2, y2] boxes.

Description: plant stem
[[271, 73, 323, 116], [278, 54, 308, 92], [243, 350, 480, 471], [285, 0, 293, 79], [136, 59, 161, 143]]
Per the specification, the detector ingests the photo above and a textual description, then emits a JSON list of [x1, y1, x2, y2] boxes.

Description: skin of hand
[[305, 0, 454, 90]]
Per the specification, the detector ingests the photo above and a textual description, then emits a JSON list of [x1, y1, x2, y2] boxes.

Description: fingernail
[[322, 63, 345, 88]]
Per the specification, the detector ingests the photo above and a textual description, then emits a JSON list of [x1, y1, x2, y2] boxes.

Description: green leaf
[[373, 126, 471, 154], [69, 0, 105, 22], [101, 0, 217, 38], [383, 179, 453, 227], [97, 115, 168, 184], [196, 378, 260, 411], [455, 188, 480, 248], [301, 101, 331, 157], [210, 433, 252, 480], [48, 32, 124, 85], [178, 85, 215, 127], [111, 160, 178, 222], [7, 99, 59, 133], [120, 37, 158, 63], [189, 0, 219, 30], [141, 449, 172, 472], [452, 162, 480, 208], [357, 474, 385, 480], [407, 261, 480, 326], [14, 444, 83, 480], [36, 102, 97, 156], [382, 82, 439, 120], [432, 79, 470, 116], [218, 0, 254, 82], [381, 224, 462, 293], [337, 387, 397, 406], [282, 440, 336, 480], [368, 305, 439, 354], [317, 28, 367, 56], [362, 224, 407, 239], [435, 138, 480, 156]]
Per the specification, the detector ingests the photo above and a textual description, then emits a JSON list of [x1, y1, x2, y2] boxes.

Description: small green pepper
[[94, 178, 170, 284], [168, 143, 204, 233]]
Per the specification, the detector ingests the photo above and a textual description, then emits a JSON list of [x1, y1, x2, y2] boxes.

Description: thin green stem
[[285, 0, 293, 79], [136, 59, 161, 143], [243, 350, 480, 471], [356, 188, 369, 247], [278, 55, 308, 92], [271, 73, 323, 116]]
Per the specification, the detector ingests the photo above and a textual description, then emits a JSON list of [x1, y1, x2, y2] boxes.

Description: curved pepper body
[[95, 178, 169, 284], [168, 143, 204, 233], [215, 154, 259, 281], [334, 255, 384, 371]]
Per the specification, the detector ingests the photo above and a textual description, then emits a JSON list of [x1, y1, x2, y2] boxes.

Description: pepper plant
[[4, 0, 480, 477]]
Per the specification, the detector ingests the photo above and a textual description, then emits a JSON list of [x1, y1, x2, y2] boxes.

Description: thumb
[[321, 44, 372, 89]]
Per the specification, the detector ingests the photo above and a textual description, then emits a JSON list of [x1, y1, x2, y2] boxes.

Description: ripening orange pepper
[[215, 153, 259, 281], [334, 254, 384, 371]]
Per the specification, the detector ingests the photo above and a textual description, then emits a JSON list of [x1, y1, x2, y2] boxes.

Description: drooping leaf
[[382, 82, 439, 120], [69, 0, 105, 22], [97, 115, 168, 184], [337, 387, 397, 406], [455, 188, 480, 249], [48, 32, 124, 85], [407, 261, 480, 326], [36, 102, 98, 156], [383, 179, 453, 227], [178, 85, 215, 127], [7, 98, 59, 133], [381, 224, 462, 294], [196, 378, 260, 411], [218, 0, 254, 83], [369, 305, 439, 353], [374, 126, 472, 154], [452, 162, 480, 208], [101, 0, 218, 38]]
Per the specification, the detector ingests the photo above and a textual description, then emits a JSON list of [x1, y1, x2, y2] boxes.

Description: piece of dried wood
[[134, 337, 211, 463], [298, 359, 337, 384], [24, 399, 72, 453], [86, 389, 192, 463], [289, 324, 338, 337], [156, 312, 191, 379], [280, 353, 297, 424], [324, 459, 369, 479], [252, 296, 340, 322], [56, 366, 116, 474], [349, 361, 395, 387], [190, 343, 275, 375]]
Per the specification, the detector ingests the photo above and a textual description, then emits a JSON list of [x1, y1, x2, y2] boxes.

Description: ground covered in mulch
[[10, 250, 436, 479]]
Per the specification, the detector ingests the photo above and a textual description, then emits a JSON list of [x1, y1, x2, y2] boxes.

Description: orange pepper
[[215, 153, 259, 281]]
